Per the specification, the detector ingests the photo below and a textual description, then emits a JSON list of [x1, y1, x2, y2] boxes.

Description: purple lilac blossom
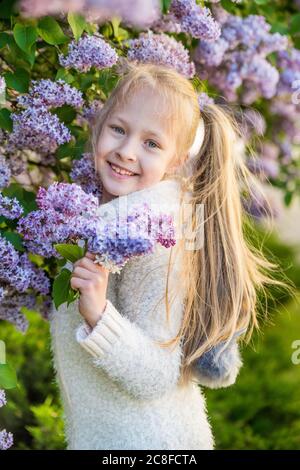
[[0, 236, 50, 295], [20, 0, 161, 29], [0, 429, 13, 450], [0, 390, 6, 407], [198, 92, 214, 111], [17, 183, 101, 257], [79, 100, 104, 126], [17, 79, 84, 110], [89, 202, 176, 273], [36, 182, 99, 216], [0, 388, 13, 451], [70, 152, 103, 198], [0, 193, 24, 219], [8, 106, 72, 155], [0, 155, 11, 188], [59, 34, 119, 73], [151, 0, 220, 42], [125, 31, 196, 78], [0, 291, 35, 332], [193, 8, 288, 103], [0, 286, 5, 301]]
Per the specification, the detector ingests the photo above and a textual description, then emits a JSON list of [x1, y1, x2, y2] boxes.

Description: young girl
[[49, 60, 285, 450]]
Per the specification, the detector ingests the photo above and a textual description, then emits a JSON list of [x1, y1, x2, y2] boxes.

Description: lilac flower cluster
[[276, 49, 300, 96], [151, 0, 221, 42], [0, 154, 11, 188], [8, 106, 72, 156], [17, 182, 100, 257], [269, 48, 300, 159], [0, 429, 13, 451], [59, 34, 119, 73], [78, 100, 104, 126], [125, 31, 196, 78], [0, 389, 6, 407], [193, 6, 288, 103], [17, 79, 84, 110], [70, 152, 103, 198], [6, 78, 85, 157], [89, 201, 176, 273], [0, 193, 24, 219], [0, 235, 51, 332], [198, 92, 214, 111], [20, 0, 161, 29]]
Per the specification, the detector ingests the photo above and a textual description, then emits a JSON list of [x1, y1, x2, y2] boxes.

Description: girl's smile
[[107, 161, 139, 179]]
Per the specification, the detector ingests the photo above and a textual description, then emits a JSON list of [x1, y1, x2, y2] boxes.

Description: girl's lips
[[107, 161, 138, 180]]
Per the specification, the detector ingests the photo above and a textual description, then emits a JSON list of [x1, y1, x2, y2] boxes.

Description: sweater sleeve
[[75, 243, 185, 401], [191, 328, 246, 389]]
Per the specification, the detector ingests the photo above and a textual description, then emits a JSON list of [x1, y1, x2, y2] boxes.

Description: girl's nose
[[116, 138, 138, 161]]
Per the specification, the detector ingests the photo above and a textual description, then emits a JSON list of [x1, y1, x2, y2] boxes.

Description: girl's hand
[[70, 251, 110, 329]]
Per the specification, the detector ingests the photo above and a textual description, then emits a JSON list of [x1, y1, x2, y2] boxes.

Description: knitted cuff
[[75, 299, 125, 358]]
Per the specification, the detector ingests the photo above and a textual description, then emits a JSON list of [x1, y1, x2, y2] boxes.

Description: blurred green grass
[[0, 226, 300, 450]]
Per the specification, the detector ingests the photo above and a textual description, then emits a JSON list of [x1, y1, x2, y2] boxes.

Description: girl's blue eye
[[147, 140, 158, 149], [111, 125, 124, 134], [110, 126, 159, 149]]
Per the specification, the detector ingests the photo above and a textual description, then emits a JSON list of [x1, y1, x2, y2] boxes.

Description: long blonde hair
[[90, 58, 294, 387]]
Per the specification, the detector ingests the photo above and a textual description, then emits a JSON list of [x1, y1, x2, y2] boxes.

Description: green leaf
[[4, 67, 30, 93], [2, 184, 37, 214], [67, 286, 80, 306], [111, 16, 121, 39], [160, 0, 172, 14], [0, 363, 18, 389], [55, 67, 74, 84], [0, 0, 18, 19], [13, 24, 38, 54], [67, 12, 87, 41], [37, 17, 69, 45], [54, 243, 85, 262], [290, 13, 300, 36], [52, 268, 72, 309], [54, 105, 77, 124], [271, 23, 289, 35], [254, 0, 269, 4], [1, 231, 24, 251], [284, 192, 294, 207], [0, 32, 14, 49], [84, 22, 98, 35], [0, 108, 12, 131]]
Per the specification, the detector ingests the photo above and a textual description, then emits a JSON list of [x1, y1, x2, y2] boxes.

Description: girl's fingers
[[72, 266, 100, 280], [70, 276, 90, 291], [74, 256, 100, 273], [85, 251, 96, 260]]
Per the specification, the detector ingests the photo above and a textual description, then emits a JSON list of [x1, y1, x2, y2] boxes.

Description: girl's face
[[95, 87, 179, 203]]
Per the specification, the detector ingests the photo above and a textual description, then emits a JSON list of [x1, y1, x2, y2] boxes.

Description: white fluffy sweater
[[49, 179, 216, 450]]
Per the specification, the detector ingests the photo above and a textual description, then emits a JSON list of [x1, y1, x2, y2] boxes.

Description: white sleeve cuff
[[75, 299, 126, 358]]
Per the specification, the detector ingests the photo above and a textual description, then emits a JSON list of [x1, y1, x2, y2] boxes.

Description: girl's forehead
[[113, 91, 178, 135]]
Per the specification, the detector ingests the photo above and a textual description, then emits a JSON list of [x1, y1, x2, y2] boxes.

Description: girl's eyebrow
[[113, 116, 166, 142]]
